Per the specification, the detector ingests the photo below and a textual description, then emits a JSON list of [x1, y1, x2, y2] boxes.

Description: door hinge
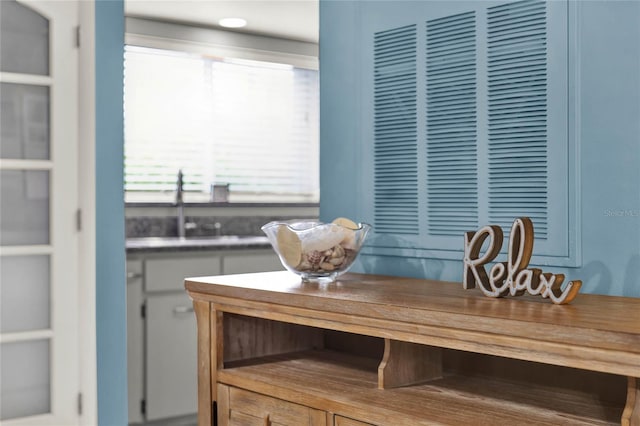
[[141, 399, 146, 415], [141, 303, 146, 319], [75, 26, 81, 48], [77, 392, 83, 415], [76, 208, 82, 231]]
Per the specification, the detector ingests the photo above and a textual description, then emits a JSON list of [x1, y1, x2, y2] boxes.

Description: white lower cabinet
[[145, 292, 198, 421], [223, 252, 284, 274], [145, 256, 221, 292], [127, 249, 282, 424]]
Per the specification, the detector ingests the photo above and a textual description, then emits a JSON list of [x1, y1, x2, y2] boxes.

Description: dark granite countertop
[[126, 236, 272, 253]]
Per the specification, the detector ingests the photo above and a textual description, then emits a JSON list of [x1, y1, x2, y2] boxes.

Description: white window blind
[[124, 45, 319, 202]]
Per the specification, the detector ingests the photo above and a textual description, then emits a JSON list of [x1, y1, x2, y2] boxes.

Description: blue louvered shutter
[[481, 0, 571, 264], [359, 0, 576, 266], [484, 0, 570, 263], [425, 11, 479, 237], [373, 25, 419, 235], [487, 1, 550, 236]]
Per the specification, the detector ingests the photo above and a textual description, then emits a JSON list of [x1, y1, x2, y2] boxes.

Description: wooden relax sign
[[463, 217, 582, 305]]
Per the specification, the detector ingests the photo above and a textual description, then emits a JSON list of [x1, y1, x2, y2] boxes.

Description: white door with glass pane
[[0, 0, 80, 424]]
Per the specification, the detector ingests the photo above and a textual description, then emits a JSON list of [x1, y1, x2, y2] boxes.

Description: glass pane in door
[[0, 340, 50, 420], [0, 0, 49, 75], [0, 170, 50, 245], [0, 255, 50, 332], [0, 83, 50, 160]]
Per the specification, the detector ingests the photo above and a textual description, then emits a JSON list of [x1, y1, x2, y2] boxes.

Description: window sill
[[125, 201, 319, 208]]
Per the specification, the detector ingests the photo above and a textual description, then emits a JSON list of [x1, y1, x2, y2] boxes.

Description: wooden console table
[[185, 271, 640, 426]]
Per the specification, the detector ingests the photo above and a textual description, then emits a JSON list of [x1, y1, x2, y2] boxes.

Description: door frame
[[78, 1, 97, 424]]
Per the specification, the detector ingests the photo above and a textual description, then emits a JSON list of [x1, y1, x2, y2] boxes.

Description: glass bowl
[[261, 219, 371, 282]]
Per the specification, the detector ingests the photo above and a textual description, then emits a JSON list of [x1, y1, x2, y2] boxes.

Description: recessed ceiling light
[[219, 18, 247, 28]]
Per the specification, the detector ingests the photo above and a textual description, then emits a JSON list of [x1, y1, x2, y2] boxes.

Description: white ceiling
[[125, 0, 319, 43]]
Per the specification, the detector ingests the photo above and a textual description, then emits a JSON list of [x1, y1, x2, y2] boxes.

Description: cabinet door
[[146, 293, 198, 421], [145, 255, 221, 292], [222, 251, 283, 274], [218, 384, 326, 426]]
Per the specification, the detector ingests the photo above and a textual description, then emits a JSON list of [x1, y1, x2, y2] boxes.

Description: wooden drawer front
[[334, 416, 375, 426], [229, 387, 310, 425], [229, 410, 264, 426]]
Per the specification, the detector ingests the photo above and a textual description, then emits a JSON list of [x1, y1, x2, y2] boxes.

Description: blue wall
[[95, 0, 127, 424], [320, 1, 640, 297], [576, 1, 640, 297]]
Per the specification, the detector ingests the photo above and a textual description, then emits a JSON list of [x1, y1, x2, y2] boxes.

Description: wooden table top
[[185, 271, 640, 377]]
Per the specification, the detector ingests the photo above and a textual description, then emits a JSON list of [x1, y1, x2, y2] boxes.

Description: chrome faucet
[[176, 169, 186, 238]]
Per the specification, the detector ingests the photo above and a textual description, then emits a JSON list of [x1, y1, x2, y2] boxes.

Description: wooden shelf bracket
[[378, 339, 442, 389], [622, 376, 640, 426]]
